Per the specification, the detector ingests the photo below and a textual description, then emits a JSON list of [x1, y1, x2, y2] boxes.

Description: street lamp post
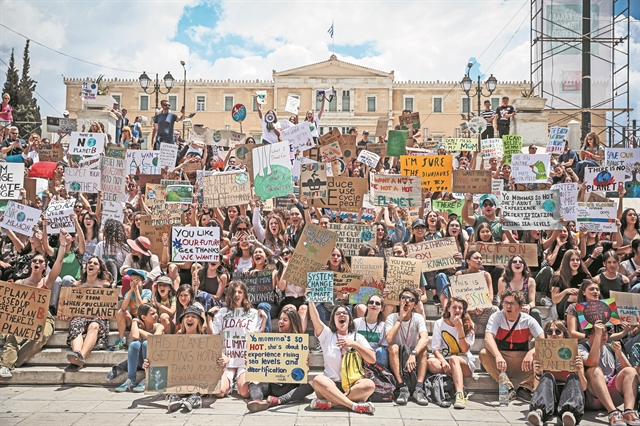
[[460, 62, 497, 119], [138, 71, 175, 111], [180, 61, 186, 137]]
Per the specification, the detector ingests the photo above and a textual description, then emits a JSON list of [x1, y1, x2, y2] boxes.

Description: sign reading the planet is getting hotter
[[68, 132, 106, 156]]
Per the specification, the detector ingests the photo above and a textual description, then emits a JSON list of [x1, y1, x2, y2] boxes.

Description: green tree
[[14, 40, 41, 135], [2, 48, 20, 110]]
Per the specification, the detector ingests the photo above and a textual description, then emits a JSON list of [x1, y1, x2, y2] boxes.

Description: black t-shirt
[[496, 105, 515, 125]]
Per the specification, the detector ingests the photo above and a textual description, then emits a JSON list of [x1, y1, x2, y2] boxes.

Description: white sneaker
[[562, 411, 576, 426], [540, 297, 553, 307], [0, 366, 12, 378]]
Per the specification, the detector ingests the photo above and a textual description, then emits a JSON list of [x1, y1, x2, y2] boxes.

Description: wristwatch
[[411, 350, 417, 356]]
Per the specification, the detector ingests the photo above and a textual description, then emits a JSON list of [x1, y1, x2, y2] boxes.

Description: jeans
[[576, 159, 599, 182], [126, 340, 147, 381], [630, 283, 640, 293], [530, 372, 584, 424], [435, 273, 450, 298], [529, 308, 543, 327], [257, 302, 278, 332], [375, 347, 389, 369], [51, 275, 77, 309]]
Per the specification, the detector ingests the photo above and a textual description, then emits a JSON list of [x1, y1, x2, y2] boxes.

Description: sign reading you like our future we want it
[[171, 227, 220, 262]]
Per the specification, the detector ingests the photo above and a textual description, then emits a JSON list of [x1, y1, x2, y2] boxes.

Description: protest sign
[[452, 169, 492, 194], [146, 184, 167, 204], [171, 227, 220, 262], [333, 273, 362, 296], [126, 150, 160, 175], [357, 150, 381, 168], [469, 242, 538, 266], [146, 334, 224, 395], [101, 156, 126, 203], [576, 202, 618, 232], [202, 171, 252, 208], [232, 270, 274, 304], [449, 272, 492, 310], [349, 256, 385, 304], [39, 143, 63, 162], [140, 216, 169, 255], [306, 272, 334, 303], [385, 258, 421, 306], [65, 168, 101, 193], [387, 130, 407, 157], [432, 199, 464, 219], [605, 148, 640, 181], [0, 163, 24, 200], [101, 200, 124, 223], [502, 135, 523, 165], [0, 201, 40, 237], [467, 117, 486, 135], [319, 141, 342, 162], [511, 154, 551, 183], [400, 155, 453, 191], [551, 182, 578, 222], [68, 132, 106, 156], [246, 333, 309, 384], [216, 130, 246, 149], [58, 287, 118, 318], [399, 112, 420, 131], [158, 143, 178, 169], [610, 291, 639, 325], [481, 138, 503, 159], [491, 178, 503, 199], [501, 190, 563, 230], [445, 138, 477, 152], [310, 177, 368, 212], [300, 162, 327, 199], [327, 223, 375, 257], [253, 142, 293, 200], [546, 127, 569, 154], [370, 174, 421, 208], [46, 116, 77, 133], [318, 128, 344, 146], [281, 122, 314, 152], [375, 117, 388, 138], [216, 307, 263, 368], [535, 339, 579, 372], [588, 192, 609, 203], [282, 224, 338, 288], [366, 143, 387, 159], [383, 237, 460, 272], [256, 90, 267, 104], [45, 199, 76, 234], [165, 185, 193, 203], [0, 281, 50, 341], [78, 155, 101, 170], [81, 81, 98, 102], [105, 144, 127, 159], [285, 96, 301, 114], [576, 298, 621, 329], [23, 177, 46, 204], [584, 166, 626, 193], [150, 203, 182, 226], [231, 104, 246, 122]]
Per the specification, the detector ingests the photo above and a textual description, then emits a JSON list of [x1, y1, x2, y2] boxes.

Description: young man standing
[[494, 96, 516, 137], [481, 100, 496, 139], [151, 100, 185, 150]]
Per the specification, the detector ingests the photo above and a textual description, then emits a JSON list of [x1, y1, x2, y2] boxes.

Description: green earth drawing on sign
[[70, 182, 81, 191], [254, 165, 293, 199], [558, 347, 572, 360], [152, 157, 159, 166]]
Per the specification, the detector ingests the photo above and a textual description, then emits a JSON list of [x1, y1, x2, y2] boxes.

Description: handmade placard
[[0, 201, 41, 237], [384, 257, 421, 306], [375, 117, 388, 138], [281, 122, 314, 152], [0, 163, 25, 200], [584, 166, 626, 193], [551, 183, 578, 222], [400, 155, 453, 191], [253, 141, 293, 200], [101, 156, 126, 203], [171, 227, 220, 262], [445, 138, 477, 152], [369, 174, 421, 208], [501, 190, 563, 230], [545, 127, 569, 155], [469, 242, 539, 266], [58, 287, 118, 318], [232, 270, 274, 304], [327, 223, 375, 257], [139, 216, 169, 255], [165, 185, 193, 203], [309, 177, 368, 212], [576, 202, 618, 232], [333, 273, 362, 296], [481, 138, 503, 159], [105, 144, 127, 159], [449, 272, 492, 310], [246, 333, 309, 384], [610, 291, 639, 325], [502, 135, 523, 165], [511, 154, 551, 183], [432, 199, 464, 219], [150, 203, 183, 226], [202, 171, 252, 207], [452, 170, 492, 194], [158, 143, 179, 169], [387, 130, 407, 157], [306, 272, 334, 303], [300, 162, 327, 199], [68, 132, 106, 156], [357, 150, 381, 168], [319, 141, 342, 162], [39, 143, 64, 162], [285, 96, 301, 115], [0, 281, 50, 341], [65, 168, 101, 193], [383, 237, 459, 272], [535, 338, 579, 372], [576, 298, 621, 329], [399, 112, 420, 131], [318, 128, 344, 146], [282, 224, 338, 288], [126, 150, 160, 175], [44, 199, 76, 234], [349, 256, 385, 304]]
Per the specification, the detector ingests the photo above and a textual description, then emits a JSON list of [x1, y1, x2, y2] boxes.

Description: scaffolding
[[531, 0, 633, 146]]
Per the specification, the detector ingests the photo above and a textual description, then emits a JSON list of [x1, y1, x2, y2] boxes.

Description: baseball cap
[[63, 110, 70, 116], [126, 269, 147, 280], [412, 219, 426, 229], [362, 130, 369, 134]]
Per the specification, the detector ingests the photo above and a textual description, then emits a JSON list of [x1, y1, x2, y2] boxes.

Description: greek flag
[[327, 23, 334, 38]]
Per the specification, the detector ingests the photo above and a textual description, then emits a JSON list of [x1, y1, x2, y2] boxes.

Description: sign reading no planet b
[[535, 338, 579, 372], [501, 190, 563, 230], [68, 132, 106, 156], [0, 281, 50, 341], [171, 227, 220, 262], [610, 291, 640, 325], [0, 201, 41, 237], [246, 333, 309, 384]]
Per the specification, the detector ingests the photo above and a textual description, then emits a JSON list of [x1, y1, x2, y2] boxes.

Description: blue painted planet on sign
[[231, 104, 246, 122], [87, 138, 96, 147], [291, 368, 305, 382], [16, 212, 26, 222]]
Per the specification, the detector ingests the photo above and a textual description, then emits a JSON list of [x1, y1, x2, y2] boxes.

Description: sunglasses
[[282, 251, 292, 256], [237, 227, 248, 231], [606, 327, 614, 335], [87, 261, 100, 266], [512, 259, 524, 264], [334, 311, 349, 316], [401, 295, 416, 303], [548, 329, 563, 336], [367, 300, 382, 306], [31, 259, 45, 264]]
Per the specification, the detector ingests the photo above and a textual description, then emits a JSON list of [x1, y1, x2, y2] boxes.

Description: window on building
[[112, 94, 121, 106], [168, 95, 178, 111], [342, 90, 350, 111], [139, 95, 149, 111], [404, 97, 414, 112], [342, 127, 349, 134], [329, 94, 337, 112], [224, 95, 234, 112], [491, 97, 500, 110], [367, 96, 376, 112], [433, 97, 443, 113], [252, 96, 259, 112], [423, 127, 429, 139], [462, 98, 470, 114], [196, 95, 206, 112], [319, 127, 325, 136]]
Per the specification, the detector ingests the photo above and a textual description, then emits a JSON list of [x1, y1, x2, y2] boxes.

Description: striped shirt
[[481, 110, 495, 127]]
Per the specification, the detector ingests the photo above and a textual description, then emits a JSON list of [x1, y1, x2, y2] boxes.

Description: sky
[[0, 0, 638, 129]]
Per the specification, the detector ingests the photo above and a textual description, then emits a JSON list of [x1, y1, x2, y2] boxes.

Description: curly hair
[[103, 219, 130, 254], [442, 296, 474, 337], [225, 281, 252, 313], [499, 288, 526, 307], [79, 256, 111, 283], [502, 255, 532, 283]]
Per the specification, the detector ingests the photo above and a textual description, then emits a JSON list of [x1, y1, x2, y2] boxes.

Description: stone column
[[511, 97, 549, 148]]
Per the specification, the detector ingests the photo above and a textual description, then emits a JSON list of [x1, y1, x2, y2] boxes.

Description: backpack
[[364, 363, 396, 402]]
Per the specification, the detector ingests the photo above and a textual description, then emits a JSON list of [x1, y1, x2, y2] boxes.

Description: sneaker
[[396, 386, 410, 405], [352, 402, 375, 414], [622, 410, 640, 426], [453, 391, 466, 409], [528, 409, 543, 426], [66, 351, 85, 366], [183, 394, 202, 411], [267, 396, 280, 407], [413, 387, 429, 406], [106, 365, 125, 381], [111, 337, 127, 351], [247, 399, 269, 413], [432, 294, 440, 306], [115, 378, 134, 393], [562, 411, 576, 426], [516, 387, 533, 402], [508, 388, 517, 401], [166, 394, 183, 412], [0, 366, 12, 378], [133, 379, 146, 393], [309, 399, 332, 410], [540, 296, 554, 307]]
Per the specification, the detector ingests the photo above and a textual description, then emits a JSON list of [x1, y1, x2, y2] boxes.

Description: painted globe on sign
[[16, 212, 26, 222], [87, 138, 96, 147], [236, 146, 249, 160], [71, 182, 81, 191], [152, 157, 159, 166], [235, 173, 249, 185], [291, 368, 305, 382], [558, 347, 572, 360], [542, 199, 556, 213], [360, 229, 373, 242]]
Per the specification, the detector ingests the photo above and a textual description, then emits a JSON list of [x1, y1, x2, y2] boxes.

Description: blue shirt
[[154, 112, 179, 143]]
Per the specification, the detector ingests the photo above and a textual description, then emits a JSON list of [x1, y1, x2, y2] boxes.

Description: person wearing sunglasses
[[150, 100, 185, 150], [385, 288, 430, 406], [354, 294, 388, 368], [527, 320, 586, 426], [579, 320, 640, 426], [498, 256, 542, 326]]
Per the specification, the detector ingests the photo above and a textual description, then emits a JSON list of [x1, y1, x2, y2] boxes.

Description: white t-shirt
[[317, 324, 372, 381], [212, 307, 263, 368], [236, 257, 253, 274], [384, 313, 428, 349], [260, 117, 281, 144], [307, 118, 321, 138], [354, 318, 387, 349], [431, 318, 475, 361]]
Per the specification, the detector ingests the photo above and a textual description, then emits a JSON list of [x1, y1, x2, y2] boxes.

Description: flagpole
[[332, 20, 334, 54]]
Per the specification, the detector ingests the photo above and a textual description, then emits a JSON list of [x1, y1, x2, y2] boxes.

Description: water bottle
[[498, 371, 509, 406]]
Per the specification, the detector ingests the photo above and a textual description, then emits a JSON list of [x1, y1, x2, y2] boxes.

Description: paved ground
[[0, 386, 608, 425]]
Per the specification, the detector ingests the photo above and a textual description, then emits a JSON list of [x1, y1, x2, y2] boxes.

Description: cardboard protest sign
[[306, 272, 334, 303], [501, 190, 563, 230], [165, 185, 193, 203], [449, 272, 492, 310], [282, 224, 338, 288], [232, 270, 274, 304], [39, 143, 63, 162], [500, 134, 523, 165], [576, 298, 621, 329], [375, 117, 388, 138], [171, 227, 220, 262], [309, 177, 368, 212], [285, 96, 301, 115], [146, 184, 167, 204], [400, 155, 453, 191], [150, 203, 182, 226], [481, 138, 503, 159], [384, 257, 421, 306], [399, 112, 420, 131], [65, 168, 101, 193], [202, 171, 252, 208], [551, 183, 578, 222], [588, 192, 609, 203], [318, 128, 344, 146], [100, 156, 126, 203], [445, 138, 477, 152], [0, 281, 50, 340], [383, 237, 460, 272], [605, 148, 640, 182], [158, 143, 179, 169], [246, 333, 309, 384], [535, 339, 579, 372], [23, 177, 46, 204], [0, 163, 24, 200], [78, 155, 101, 170], [319, 141, 342, 162], [146, 334, 224, 394], [576, 202, 618, 232], [101, 200, 124, 223], [0, 201, 40, 237], [58, 287, 118, 318], [387, 130, 407, 157], [452, 169, 492, 194], [369, 174, 421, 208], [327, 223, 375, 257], [545, 127, 569, 154], [281, 122, 314, 152], [140, 215, 169, 255], [105, 144, 127, 159], [253, 141, 293, 200], [584, 166, 626, 193], [333, 273, 362, 296], [469, 242, 538, 266], [349, 256, 385, 304], [216, 130, 246, 149], [357, 150, 381, 168], [68, 132, 106, 156], [432, 199, 464, 219], [44, 199, 76, 234], [610, 291, 639, 325], [511, 154, 551, 183], [300, 162, 327, 199], [126, 150, 160, 175]]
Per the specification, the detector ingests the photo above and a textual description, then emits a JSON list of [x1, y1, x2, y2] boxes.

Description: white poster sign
[[65, 168, 101, 193], [577, 202, 618, 232], [502, 190, 563, 230], [158, 143, 178, 169], [545, 127, 569, 154], [551, 182, 578, 221], [285, 96, 301, 115], [126, 150, 160, 175], [0, 201, 41, 236], [45, 199, 76, 234], [0, 163, 25, 200], [68, 132, 106, 156], [280, 122, 314, 152]]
